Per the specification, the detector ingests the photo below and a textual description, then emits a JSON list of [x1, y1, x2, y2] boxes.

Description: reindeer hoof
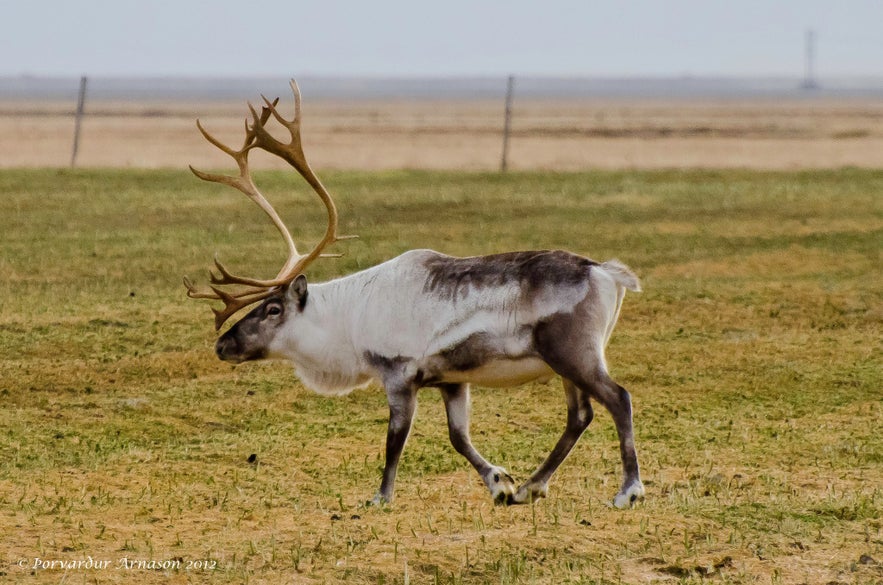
[[510, 482, 548, 505], [485, 467, 516, 505], [613, 481, 645, 509], [368, 492, 391, 507], [494, 491, 515, 506]]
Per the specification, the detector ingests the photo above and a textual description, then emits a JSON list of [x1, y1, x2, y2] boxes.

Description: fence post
[[70, 76, 88, 167], [500, 75, 514, 172]]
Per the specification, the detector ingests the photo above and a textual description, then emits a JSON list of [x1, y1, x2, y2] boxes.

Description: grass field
[[0, 168, 880, 584]]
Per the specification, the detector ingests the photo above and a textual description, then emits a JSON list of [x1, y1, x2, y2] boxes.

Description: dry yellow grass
[[3, 98, 883, 170]]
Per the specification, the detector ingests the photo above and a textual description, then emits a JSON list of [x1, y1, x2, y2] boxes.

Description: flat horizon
[[4, 74, 883, 102]]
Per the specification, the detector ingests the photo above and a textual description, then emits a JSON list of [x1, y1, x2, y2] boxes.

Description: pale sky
[[3, 0, 881, 78]]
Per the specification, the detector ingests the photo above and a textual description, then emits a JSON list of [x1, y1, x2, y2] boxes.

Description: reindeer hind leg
[[532, 309, 644, 508], [587, 371, 645, 508]]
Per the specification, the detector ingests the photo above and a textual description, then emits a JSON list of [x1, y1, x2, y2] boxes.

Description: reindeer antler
[[185, 80, 356, 330]]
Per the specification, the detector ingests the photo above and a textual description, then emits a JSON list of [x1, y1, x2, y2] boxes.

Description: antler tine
[[209, 287, 276, 331], [184, 274, 277, 330], [183, 274, 263, 300], [261, 79, 301, 139], [242, 97, 279, 149], [190, 96, 277, 184], [182, 275, 210, 298], [247, 81, 318, 177]]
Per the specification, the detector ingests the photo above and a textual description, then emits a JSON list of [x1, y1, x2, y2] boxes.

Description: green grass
[[0, 167, 881, 584]]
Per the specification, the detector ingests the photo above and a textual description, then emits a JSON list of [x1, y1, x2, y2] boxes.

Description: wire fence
[[3, 75, 883, 171]]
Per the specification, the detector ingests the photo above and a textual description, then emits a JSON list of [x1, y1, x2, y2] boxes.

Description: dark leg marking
[[375, 382, 418, 504], [364, 351, 422, 505]]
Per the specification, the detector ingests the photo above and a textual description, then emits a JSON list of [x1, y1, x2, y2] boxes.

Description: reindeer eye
[[266, 303, 283, 317]]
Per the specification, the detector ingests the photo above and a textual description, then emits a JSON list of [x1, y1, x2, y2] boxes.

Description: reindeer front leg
[[372, 382, 418, 505]]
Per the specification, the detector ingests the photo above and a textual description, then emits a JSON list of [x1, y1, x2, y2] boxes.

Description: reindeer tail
[[600, 259, 641, 292]]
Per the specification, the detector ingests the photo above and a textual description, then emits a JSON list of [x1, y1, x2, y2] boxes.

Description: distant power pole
[[500, 75, 515, 172], [802, 29, 819, 90], [70, 76, 88, 167]]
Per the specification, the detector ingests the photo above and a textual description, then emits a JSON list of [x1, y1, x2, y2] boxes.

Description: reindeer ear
[[287, 274, 309, 311]]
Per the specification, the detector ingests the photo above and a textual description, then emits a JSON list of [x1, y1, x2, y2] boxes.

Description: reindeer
[[185, 80, 645, 508]]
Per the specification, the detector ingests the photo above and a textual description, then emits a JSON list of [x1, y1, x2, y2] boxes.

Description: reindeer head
[[213, 275, 309, 363]]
